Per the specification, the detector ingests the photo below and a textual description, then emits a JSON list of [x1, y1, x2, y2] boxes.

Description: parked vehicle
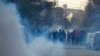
[[86, 32, 100, 50], [86, 33, 95, 49], [93, 33, 100, 50]]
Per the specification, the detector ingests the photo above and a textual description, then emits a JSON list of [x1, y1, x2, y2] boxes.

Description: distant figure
[[48, 31, 52, 41], [52, 30, 58, 42], [62, 29, 66, 43], [58, 29, 66, 43], [75, 30, 80, 45], [58, 29, 62, 42], [67, 31, 72, 44], [71, 30, 76, 45]]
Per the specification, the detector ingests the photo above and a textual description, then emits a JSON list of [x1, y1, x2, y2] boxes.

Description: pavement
[[64, 45, 100, 56]]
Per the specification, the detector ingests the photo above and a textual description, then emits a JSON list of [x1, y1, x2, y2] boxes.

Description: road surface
[[65, 45, 100, 56]]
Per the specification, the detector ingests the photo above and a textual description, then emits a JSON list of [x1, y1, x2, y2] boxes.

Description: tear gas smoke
[[0, 1, 66, 56], [0, 1, 34, 56]]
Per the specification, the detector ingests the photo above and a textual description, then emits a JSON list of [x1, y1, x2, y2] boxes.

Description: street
[[65, 45, 100, 56]]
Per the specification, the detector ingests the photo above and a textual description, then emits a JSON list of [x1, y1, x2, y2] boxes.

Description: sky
[[49, 0, 89, 11]]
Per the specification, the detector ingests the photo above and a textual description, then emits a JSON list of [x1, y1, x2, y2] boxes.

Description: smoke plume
[[0, 1, 66, 56]]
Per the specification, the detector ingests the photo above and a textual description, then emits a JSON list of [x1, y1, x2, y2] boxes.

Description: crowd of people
[[48, 29, 86, 45], [48, 29, 66, 43], [67, 29, 86, 45]]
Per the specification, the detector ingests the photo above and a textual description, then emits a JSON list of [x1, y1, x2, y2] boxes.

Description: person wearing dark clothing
[[52, 30, 58, 42], [67, 31, 72, 44], [47, 31, 52, 41], [58, 29, 66, 43], [62, 29, 66, 43], [71, 30, 76, 45], [75, 30, 80, 45], [58, 29, 62, 42]]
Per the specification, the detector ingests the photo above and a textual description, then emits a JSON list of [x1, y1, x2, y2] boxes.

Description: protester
[[75, 30, 80, 45], [50, 29, 86, 45], [52, 30, 58, 42], [67, 31, 72, 44]]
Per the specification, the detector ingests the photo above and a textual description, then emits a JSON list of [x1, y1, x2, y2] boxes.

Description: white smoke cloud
[[0, 1, 34, 56], [0, 1, 66, 56], [29, 37, 66, 56]]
